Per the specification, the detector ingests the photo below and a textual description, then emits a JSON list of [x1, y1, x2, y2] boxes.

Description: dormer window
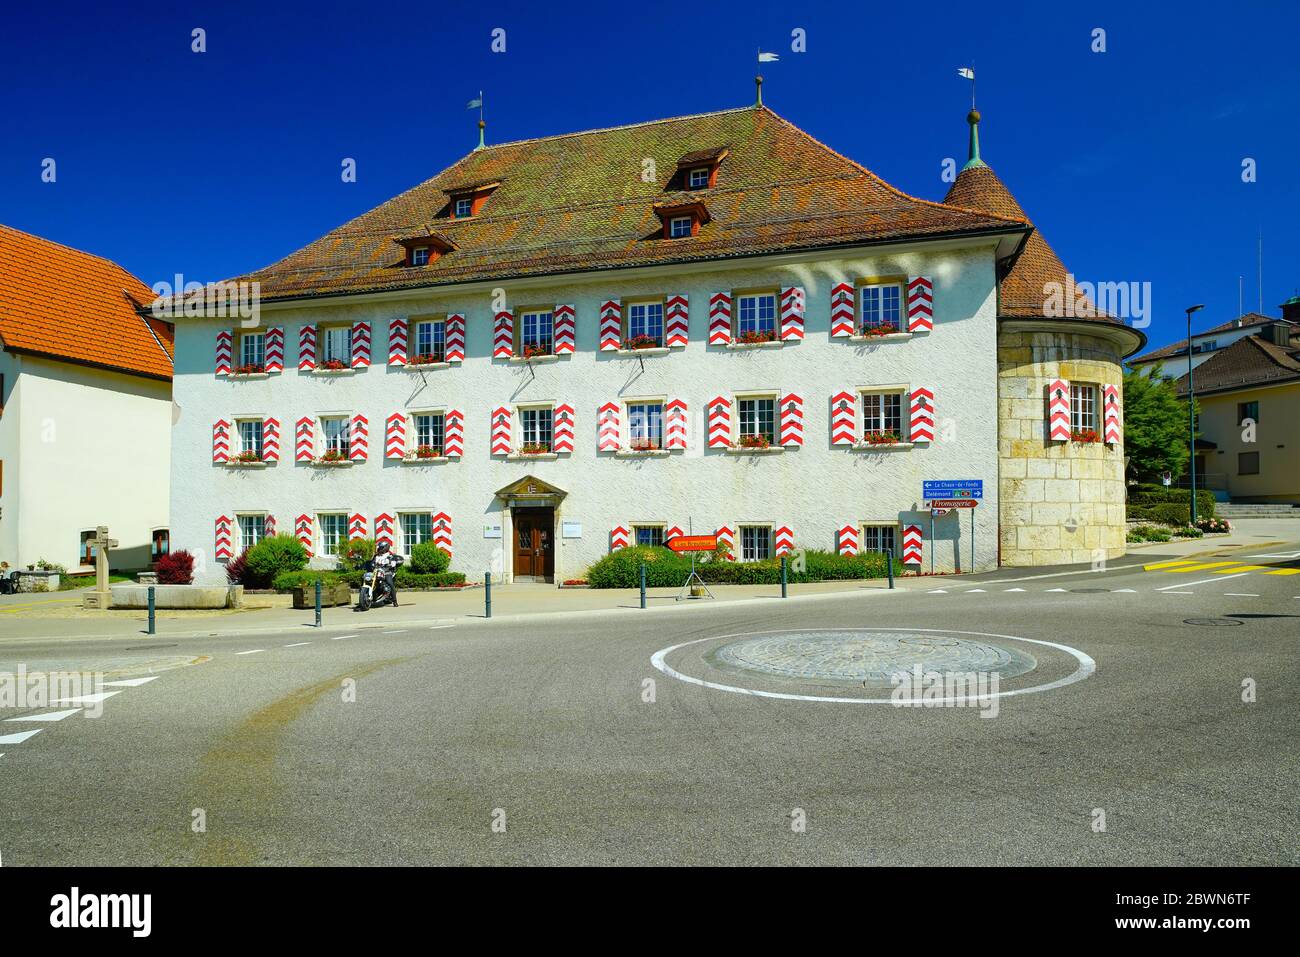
[[444, 179, 500, 219], [652, 200, 710, 240], [687, 167, 710, 189], [411, 247, 430, 267], [673, 146, 728, 191], [395, 232, 456, 267], [669, 216, 693, 239]]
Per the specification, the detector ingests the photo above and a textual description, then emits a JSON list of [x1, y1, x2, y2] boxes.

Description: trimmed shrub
[[1127, 525, 1172, 543], [1128, 484, 1215, 518], [225, 547, 250, 585], [244, 534, 309, 588], [272, 569, 342, 592], [584, 545, 898, 588], [156, 550, 194, 584], [409, 541, 451, 575], [335, 569, 465, 589]]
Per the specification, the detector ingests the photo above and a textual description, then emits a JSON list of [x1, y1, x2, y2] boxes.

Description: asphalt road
[[1, 538, 1296, 866]]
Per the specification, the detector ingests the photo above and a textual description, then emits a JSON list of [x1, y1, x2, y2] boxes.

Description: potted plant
[[735, 329, 776, 345], [412, 444, 441, 459], [233, 362, 265, 375], [1071, 428, 1101, 443], [321, 358, 348, 371], [522, 344, 550, 359], [232, 449, 262, 464], [737, 433, 771, 449], [629, 436, 659, 451], [624, 334, 660, 350], [859, 323, 898, 337], [409, 352, 442, 365], [520, 441, 551, 454], [862, 430, 902, 445], [319, 448, 349, 463]]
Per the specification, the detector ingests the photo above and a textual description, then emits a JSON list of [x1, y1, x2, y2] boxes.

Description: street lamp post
[[1185, 304, 1205, 526]]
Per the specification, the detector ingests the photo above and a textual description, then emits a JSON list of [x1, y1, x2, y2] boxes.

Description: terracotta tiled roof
[[1174, 330, 1300, 396], [1130, 312, 1273, 364], [226, 106, 1027, 303], [0, 224, 172, 380]]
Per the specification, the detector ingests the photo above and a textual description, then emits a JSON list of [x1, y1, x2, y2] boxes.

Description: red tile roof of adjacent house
[[1130, 312, 1273, 364], [221, 106, 1029, 303], [0, 224, 172, 381]]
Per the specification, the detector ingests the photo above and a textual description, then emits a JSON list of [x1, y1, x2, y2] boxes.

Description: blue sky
[[3, 0, 1297, 354]]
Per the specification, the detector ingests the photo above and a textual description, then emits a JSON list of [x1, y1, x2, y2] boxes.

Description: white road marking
[[234, 649, 265, 656], [4, 709, 81, 723], [1003, 588, 1026, 592], [1114, 588, 1137, 593], [927, 589, 948, 594], [382, 630, 407, 635], [965, 588, 986, 593], [1224, 593, 1259, 597], [1161, 591, 1194, 595], [1046, 588, 1068, 593], [1248, 551, 1300, 560], [102, 677, 159, 688], [51, 691, 120, 705], [332, 634, 358, 641], [0, 729, 43, 745], [1156, 572, 1252, 592], [284, 642, 311, 648]]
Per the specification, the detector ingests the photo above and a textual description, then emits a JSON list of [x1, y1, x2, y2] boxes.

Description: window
[[322, 417, 351, 457], [1201, 339, 1218, 351], [238, 419, 263, 457], [519, 310, 554, 356], [738, 397, 776, 443], [151, 529, 170, 561], [401, 513, 433, 553], [859, 283, 902, 332], [240, 332, 265, 369], [413, 319, 446, 363], [322, 326, 352, 365], [411, 247, 430, 267], [861, 524, 897, 556], [1238, 451, 1260, 475], [862, 392, 903, 437], [635, 525, 665, 547], [413, 412, 445, 452], [454, 197, 473, 218], [740, 526, 772, 562], [736, 293, 777, 338], [627, 402, 664, 450], [1238, 401, 1259, 424], [80, 530, 96, 566], [627, 301, 664, 346], [319, 514, 347, 557], [238, 514, 266, 550], [687, 167, 710, 189], [668, 215, 693, 239], [1070, 384, 1098, 432], [521, 407, 553, 451]]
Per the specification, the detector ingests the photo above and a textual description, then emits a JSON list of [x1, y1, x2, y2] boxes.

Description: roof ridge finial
[[963, 107, 987, 171]]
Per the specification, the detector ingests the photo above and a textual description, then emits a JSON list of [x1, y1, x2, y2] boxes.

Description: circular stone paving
[[707, 630, 1037, 683]]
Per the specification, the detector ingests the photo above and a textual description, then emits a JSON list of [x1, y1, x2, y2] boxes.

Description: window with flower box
[[626, 300, 665, 348], [517, 309, 554, 358], [858, 281, 903, 335], [413, 412, 445, 455], [322, 417, 351, 458], [520, 407, 553, 452], [239, 332, 265, 372], [740, 525, 773, 562], [238, 514, 266, 550], [627, 402, 664, 450], [634, 525, 666, 547], [861, 391, 904, 442], [735, 292, 777, 343], [401, 513, 433, 552], [321, 326, 352, 367], [237, 419, 264, 458], [1070, 383, 1098, 435], [412, 319, 446, 364], [318, 513, 347, 557], [738, 397, 776, 447]]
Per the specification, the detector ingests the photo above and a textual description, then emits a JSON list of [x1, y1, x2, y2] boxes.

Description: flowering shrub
[[412, 445, 441, 459], [1196, 517, 1232, 533], [737, 433, 771, 449], [522, 344, 550, 359], [563, 579, 588, 586], [320, 358, 348, 371], [233, 363, 265, 375], [232, 449, 261, 463], [862, 430, 902, 445], [1071, 428, 1101, 443], [409, 352, 443, 365], [156, 550, 194, 584], [735, 329, 776, 344], [859, 323, 898, 337], [319, 448, 349, 463], [520, 442, 551, 454], [624, 334, 660, 350]]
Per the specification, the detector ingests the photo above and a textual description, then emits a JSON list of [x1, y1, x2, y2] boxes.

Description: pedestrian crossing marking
[[1213, 565, 1267, 573], [1142, 560, 1200, 570], [1265, 568, 1300, 576], [1167, 562, 1246, 573], [3, 709, 81, 723], [0, 729, 43, 746]]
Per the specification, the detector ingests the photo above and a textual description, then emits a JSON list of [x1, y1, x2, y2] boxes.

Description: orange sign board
[[667, 535, 718, 552], [928, 498, 978, 509]]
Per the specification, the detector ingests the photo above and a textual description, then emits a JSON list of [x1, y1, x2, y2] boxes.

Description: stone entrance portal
[[494, 476, 567, 584]]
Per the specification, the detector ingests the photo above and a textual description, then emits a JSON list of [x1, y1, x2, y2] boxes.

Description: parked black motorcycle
[[356, 553, 402, 611]]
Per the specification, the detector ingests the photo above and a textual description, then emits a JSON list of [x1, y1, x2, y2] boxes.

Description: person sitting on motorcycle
[[373, 540, 401, 606]]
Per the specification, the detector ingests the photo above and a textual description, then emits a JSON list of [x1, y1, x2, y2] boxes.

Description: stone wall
[[997, 325, 1128, 566]]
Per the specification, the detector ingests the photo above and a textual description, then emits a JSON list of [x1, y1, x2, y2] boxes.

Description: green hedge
[[272, 570, 342, 591], [336, 569, 466, 589], [585, 546, 899, 589], [1127, 525, 1172, 543], [1128, 484, 1215, 518]]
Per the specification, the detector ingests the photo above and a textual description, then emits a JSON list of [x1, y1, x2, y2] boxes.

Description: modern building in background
[[169, 104, 1143, 583], [1128, 302, 1296, 380], [0, 225, 173, 572]]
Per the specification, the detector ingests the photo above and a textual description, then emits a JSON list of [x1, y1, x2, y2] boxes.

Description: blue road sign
[[923, 479, 984, 500]]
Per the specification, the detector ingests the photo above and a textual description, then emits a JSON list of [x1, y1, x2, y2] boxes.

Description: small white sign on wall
[[484, 525, 502, 539], [562, 522, 582, 539]]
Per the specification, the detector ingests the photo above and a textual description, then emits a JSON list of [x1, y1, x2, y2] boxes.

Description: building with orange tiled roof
[[168, 103, 1145, 581], [0, 225, 173, 575]]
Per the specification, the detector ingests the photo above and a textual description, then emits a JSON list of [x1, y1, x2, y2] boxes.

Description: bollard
[[485, 571, 492, 619], [640, 561, 647, 610], [147, 585, 156, 634], [781, 555, 788, 598], [886, 548, 895, 589], [314, 579, 322, 627]]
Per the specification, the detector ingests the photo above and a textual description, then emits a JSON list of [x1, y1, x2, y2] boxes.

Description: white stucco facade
[[172, 237, 1005, 584]]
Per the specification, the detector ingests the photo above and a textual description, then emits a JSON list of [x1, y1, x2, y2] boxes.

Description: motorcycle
[[356, 555, 402, 611]]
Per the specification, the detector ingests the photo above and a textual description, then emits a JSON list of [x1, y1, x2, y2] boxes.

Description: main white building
[[170, 105, 1143, 583]]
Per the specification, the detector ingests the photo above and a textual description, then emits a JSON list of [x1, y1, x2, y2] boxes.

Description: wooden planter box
[[292, 582, 352, 608]]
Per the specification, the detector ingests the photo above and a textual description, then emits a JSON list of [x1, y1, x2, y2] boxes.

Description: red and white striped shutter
[[262, 417, 280, 462], [264, 514, 277, 537], [212, 419, 231, 463], [706, 395, 732, 447], [490, 406, 512, 455], [298, 324, 316, 371], [830, 282, 855, 337], [1103, 384, 1121, 444], [553, 305, 576, 354], [295, 514, 314, 556], [295, 416, 315, 462], [348, 512, 368, 542], [445, 314, 466, 363], [1048, 379, 1071, 441], [665, 294, 689, 347], [779, 393, 804, 448], [666, 524, 684, 540], [215, 515, 233, 561], [553, 403, 575, 453], [906, 276, 934, 332], [388, 318, 408, 366], [837, 524, 859, 556], [349, 414, 369, 461], [444, 409, 464, 457], [599, 300, 622, 351], [665, 398, 688, 449], [779, 286, 805, 340], [830, 391, 856, 446], [902, 524, 923, 565], [597, 401, 621, 452], [215, 330, 232, 376], [493, 311, 514, 358], [374, 513, 395, 549], [265, 327, 284, 373], [715, 525, 736, 561], [775, 525, 795, 556], [385, 412, 406, 459], [610, 525, 630, 551], [708, 292, 732, 345], [432, 511, 453, 555], [351, 321, 371, 368], [909, 387, 935, 444]]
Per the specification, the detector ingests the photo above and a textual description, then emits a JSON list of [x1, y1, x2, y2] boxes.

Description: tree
[[1122, 366, 1199, 482]]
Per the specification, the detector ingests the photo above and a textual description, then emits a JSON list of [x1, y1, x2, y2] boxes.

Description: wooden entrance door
[[513, 508, 554, 580]]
